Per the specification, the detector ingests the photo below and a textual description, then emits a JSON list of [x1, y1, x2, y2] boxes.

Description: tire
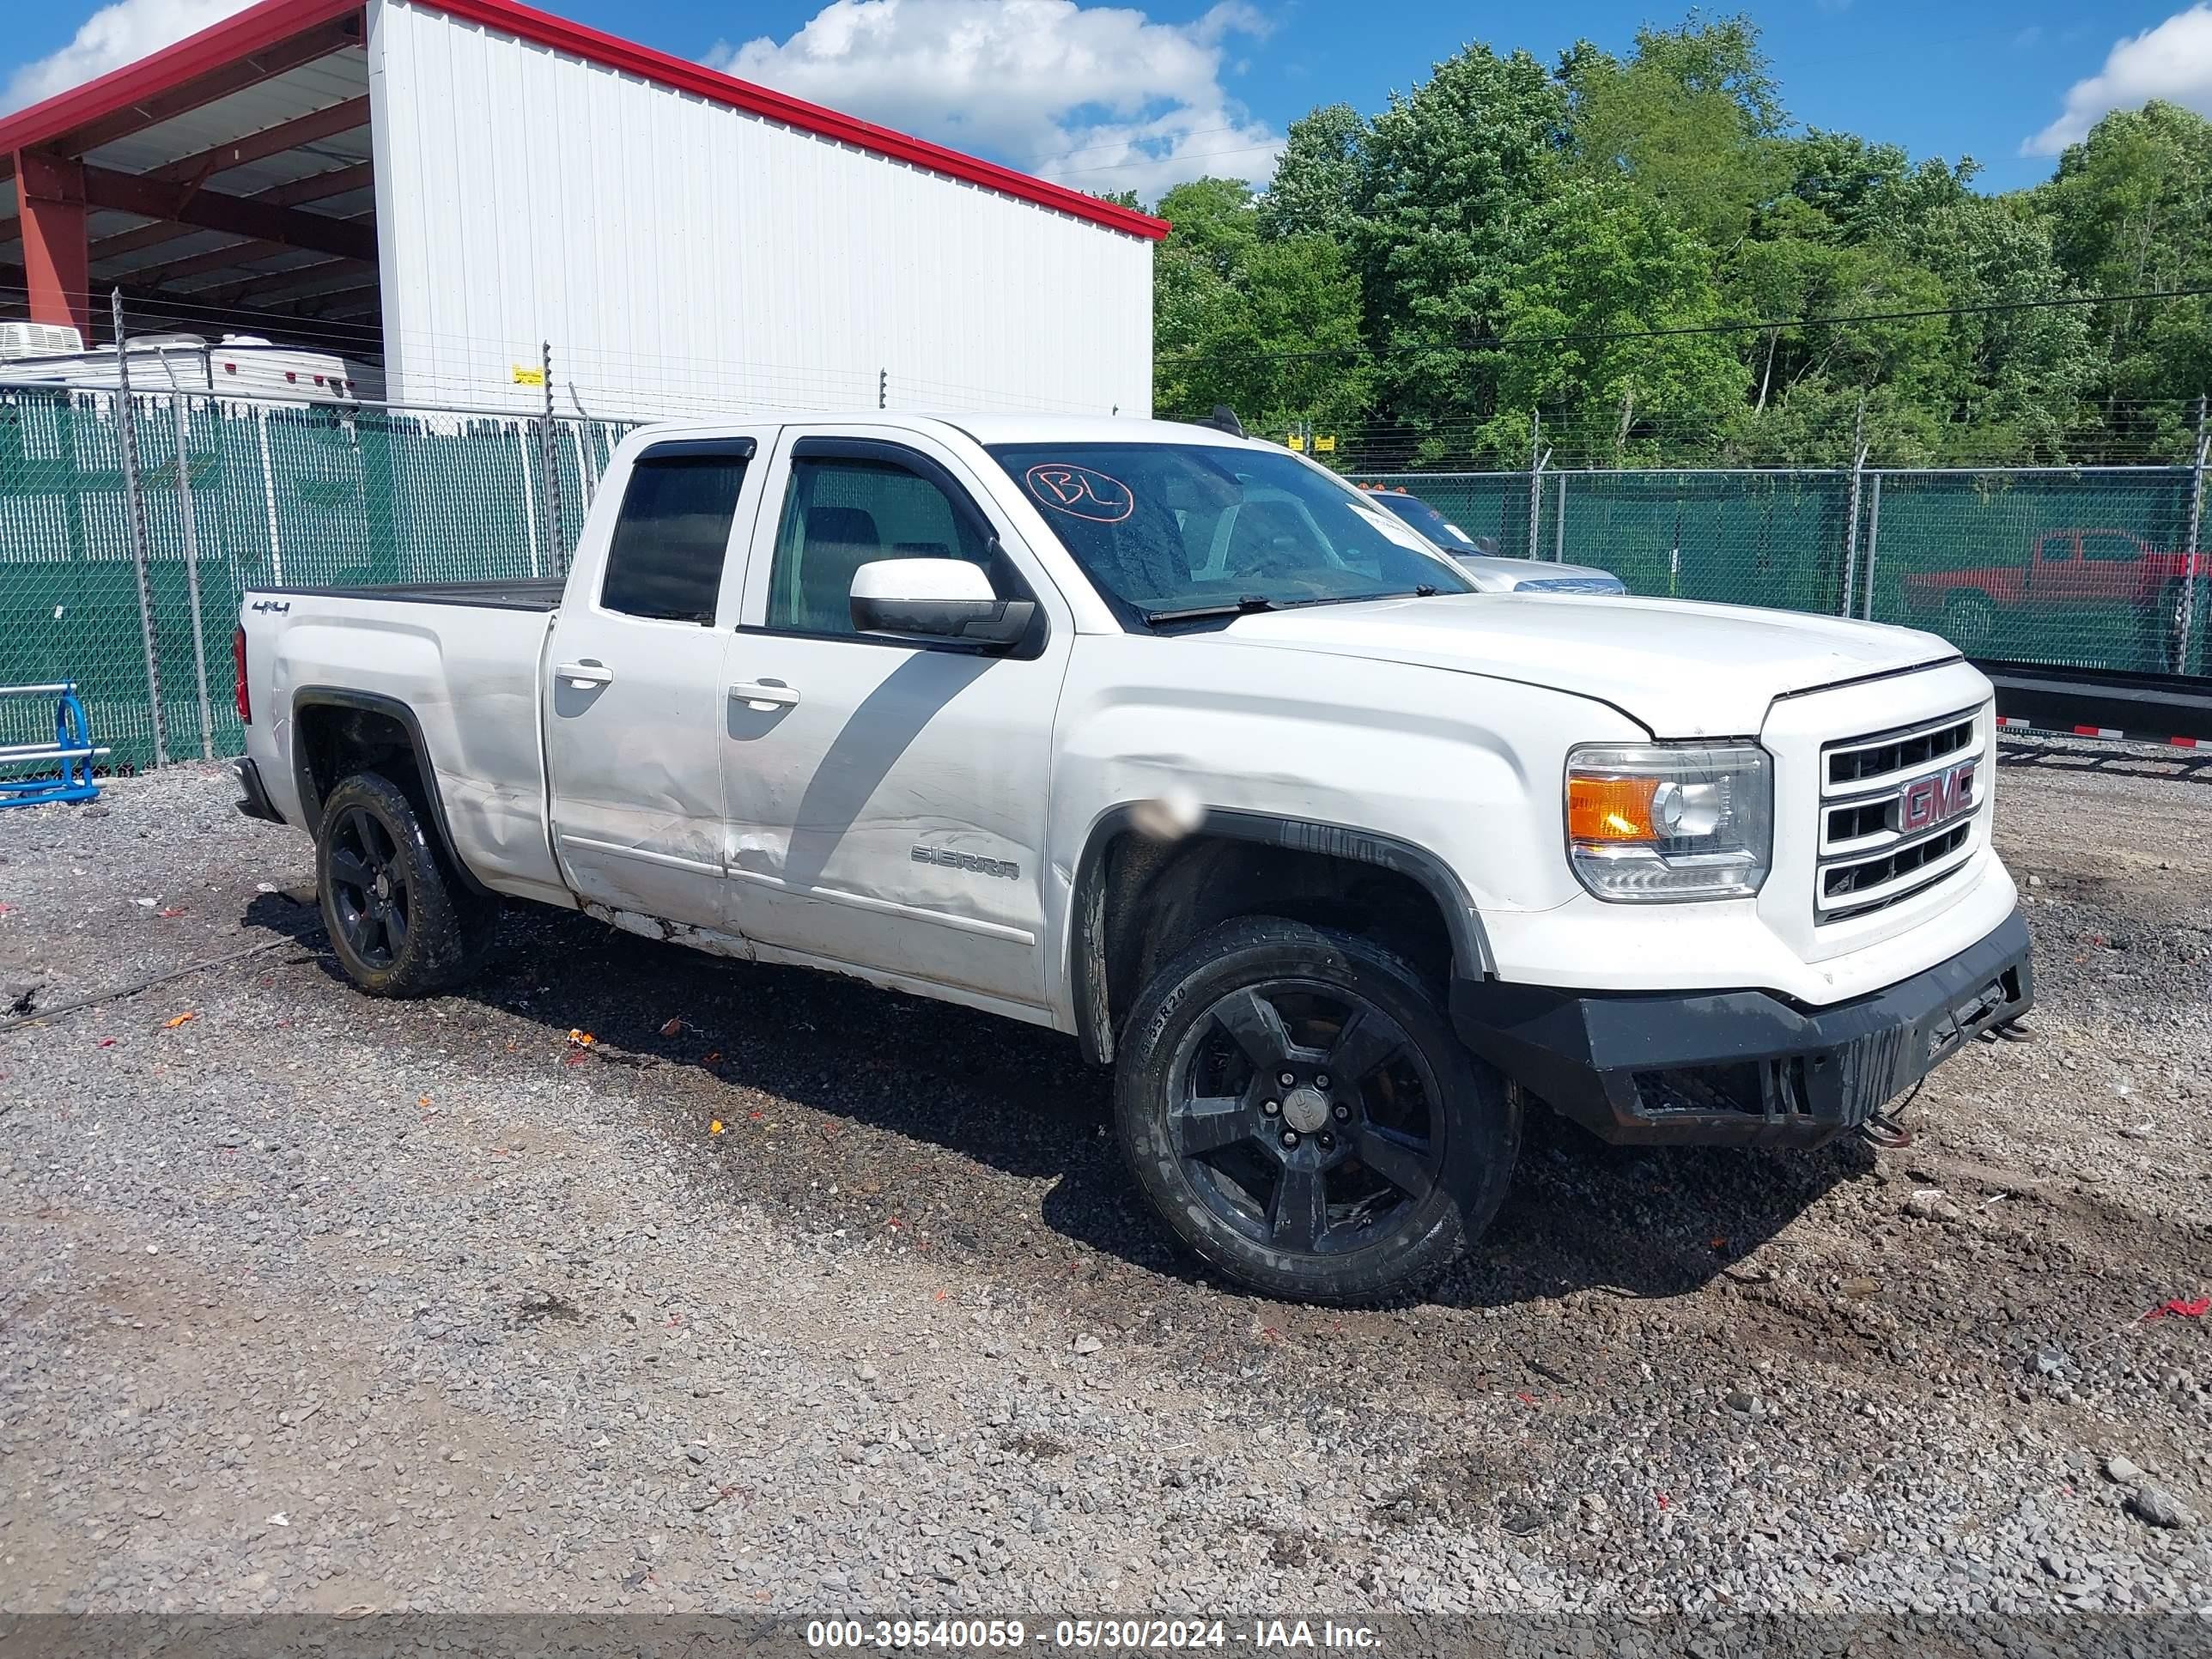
[[316, 769, 498, 998], [1943, 591, 1996, 656], [1115, 916, 1518, 1305]]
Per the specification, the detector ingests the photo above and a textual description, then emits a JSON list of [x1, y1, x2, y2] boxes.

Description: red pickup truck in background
[[1901, 528, 2209, 671]]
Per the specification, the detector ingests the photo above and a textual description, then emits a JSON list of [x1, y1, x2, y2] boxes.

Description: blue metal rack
[[0, 683, 112, 808]]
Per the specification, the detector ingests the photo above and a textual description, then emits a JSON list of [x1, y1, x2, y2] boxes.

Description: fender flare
[[1066, 804, 1495, 1066], [289, 687, 493, 896]]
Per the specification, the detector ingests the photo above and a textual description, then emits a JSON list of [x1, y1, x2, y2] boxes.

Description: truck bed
[[252, 578, 565, 611]]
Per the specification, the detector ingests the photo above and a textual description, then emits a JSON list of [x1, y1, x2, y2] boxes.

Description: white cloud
[[2023, 3, 2212, 155], [2, 0, 252, 114], [706, 0, 1282, 202]]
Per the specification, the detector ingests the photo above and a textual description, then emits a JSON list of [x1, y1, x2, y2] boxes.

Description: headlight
[[1565, 742, 1771, 902]]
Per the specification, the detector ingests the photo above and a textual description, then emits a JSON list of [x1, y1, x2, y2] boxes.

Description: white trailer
[[0, 325, 383, 404]]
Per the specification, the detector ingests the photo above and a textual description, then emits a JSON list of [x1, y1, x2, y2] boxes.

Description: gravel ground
[[1, 742, 2209, 1620]]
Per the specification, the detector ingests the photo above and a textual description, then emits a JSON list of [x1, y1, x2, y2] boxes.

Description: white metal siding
[[367, 0, 1153, 421]]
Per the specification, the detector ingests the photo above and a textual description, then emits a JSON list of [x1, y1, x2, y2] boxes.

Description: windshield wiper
[[1143, 595, 1280, 625], [1267, 588, 1444, 611]]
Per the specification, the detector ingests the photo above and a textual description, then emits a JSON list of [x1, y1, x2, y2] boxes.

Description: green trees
[[1152, 178, 1370, 438], [2037, 100, 2212, 449], [1142, 13, 2209, 465], [1482, 179, 1750, 466]]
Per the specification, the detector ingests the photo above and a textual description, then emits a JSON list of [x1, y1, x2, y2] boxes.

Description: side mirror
[[850, 558, 1035, 648], [1469, 535, 1500, 557]]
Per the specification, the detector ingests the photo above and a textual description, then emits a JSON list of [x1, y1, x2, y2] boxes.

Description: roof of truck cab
[[942, 414, 1267, 449], [625, 413, 1267, 450]]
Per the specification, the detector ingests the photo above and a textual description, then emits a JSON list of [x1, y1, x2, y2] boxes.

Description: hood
[[1213, 592, 1960, 738]]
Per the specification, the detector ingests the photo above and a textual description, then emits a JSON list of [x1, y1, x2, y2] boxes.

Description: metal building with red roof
[[0, 0, 1168, 416]]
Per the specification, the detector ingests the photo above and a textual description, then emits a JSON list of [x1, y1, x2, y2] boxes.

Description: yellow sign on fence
[[512, 365, 546, 387]]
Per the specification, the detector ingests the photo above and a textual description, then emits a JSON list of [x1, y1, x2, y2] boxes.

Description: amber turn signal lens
[[1568, 775, 1660, 842]]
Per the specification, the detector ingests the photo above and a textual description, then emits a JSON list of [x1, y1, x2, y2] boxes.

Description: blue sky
[[3, 0, 2201, 198]]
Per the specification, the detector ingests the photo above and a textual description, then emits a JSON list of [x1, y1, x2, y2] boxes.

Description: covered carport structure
[[0, 0, 379, 350], [0, 0, 1164, 416]]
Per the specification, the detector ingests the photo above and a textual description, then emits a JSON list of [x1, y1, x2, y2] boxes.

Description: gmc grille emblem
[[1896, 760, 1977, 834]]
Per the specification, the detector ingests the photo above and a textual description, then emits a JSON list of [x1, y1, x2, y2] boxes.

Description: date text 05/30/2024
[[805, 1620, 1382, 1650]]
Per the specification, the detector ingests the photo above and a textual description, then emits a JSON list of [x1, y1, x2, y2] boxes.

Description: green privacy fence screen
[[1355, 465, 2208, 681], [1, 383, 2205, 778], [0, 382, 634, 774]]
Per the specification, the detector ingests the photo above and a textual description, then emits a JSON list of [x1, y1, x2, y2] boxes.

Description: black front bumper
[[1452, 909, 2033, 1148]]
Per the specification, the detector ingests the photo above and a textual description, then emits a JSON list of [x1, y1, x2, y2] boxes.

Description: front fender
[[1043, 635, 1646, 1051]]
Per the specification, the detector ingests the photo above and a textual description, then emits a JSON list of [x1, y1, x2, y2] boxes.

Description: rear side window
[[601, 453, 748, 623]]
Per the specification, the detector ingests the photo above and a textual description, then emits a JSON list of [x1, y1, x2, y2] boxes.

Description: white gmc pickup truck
[[234, 412, 2032, 1304]]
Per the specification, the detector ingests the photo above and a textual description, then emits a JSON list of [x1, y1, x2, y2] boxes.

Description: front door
[[2027, 532, 2082, 606], [545, 434, 768, 929], [716, 429, 1071, 1011]]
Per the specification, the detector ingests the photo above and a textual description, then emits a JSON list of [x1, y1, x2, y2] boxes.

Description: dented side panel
[[242, 595, 565, 896], [714, 633, 1069, 1008]]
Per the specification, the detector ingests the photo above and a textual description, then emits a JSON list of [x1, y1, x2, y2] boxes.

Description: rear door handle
[[729, 681, 801, 710], [556, 661, 615, 688]]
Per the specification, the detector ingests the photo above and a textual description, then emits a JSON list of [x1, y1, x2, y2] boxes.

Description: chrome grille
[[1816, 708, 1985, 926]]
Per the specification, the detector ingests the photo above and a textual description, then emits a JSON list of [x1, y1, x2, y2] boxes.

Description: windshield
[[986, 441, 1474, 623], [1368, 491, 1486, 555]]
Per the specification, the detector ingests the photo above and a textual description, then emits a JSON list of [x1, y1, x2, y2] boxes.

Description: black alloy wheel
[[1170, 981, 1443, 1256], [327, 804, 411, 969], [1117, 916, 1516, 1304], [315, 769, 498, 998]]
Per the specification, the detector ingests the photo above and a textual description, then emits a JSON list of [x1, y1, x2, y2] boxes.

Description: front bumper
[[1451, 909, 2033, 1147]]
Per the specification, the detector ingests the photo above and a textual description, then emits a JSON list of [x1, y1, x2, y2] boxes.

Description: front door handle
[[729, 681, 801, 710], [556, 661, 615, 689]]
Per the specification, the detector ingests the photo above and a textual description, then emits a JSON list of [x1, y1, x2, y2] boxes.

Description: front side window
[[986, 442, 1472, 623], [766, 457, 993, 636], [601, 453, 748, 623]]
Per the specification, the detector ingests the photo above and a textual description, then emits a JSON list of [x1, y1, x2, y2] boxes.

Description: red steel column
[[14, 151, 91, 338]]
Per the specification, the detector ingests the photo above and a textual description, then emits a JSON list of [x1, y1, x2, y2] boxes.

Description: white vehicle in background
[[0, 322, 382, 403], [234, 411, 2032, 1306], [1361, 484, 1629, 594]]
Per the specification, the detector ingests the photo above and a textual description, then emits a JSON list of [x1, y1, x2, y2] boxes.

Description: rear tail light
[[234, 627, 251, 725]]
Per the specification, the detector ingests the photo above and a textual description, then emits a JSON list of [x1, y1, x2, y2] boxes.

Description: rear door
[[714, 428, 1073, 1012], [544, 433, 769, 929]]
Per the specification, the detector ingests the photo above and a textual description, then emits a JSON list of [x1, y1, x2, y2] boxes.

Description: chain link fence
[[3, 383, 2207, 781], [1355, 464, 2209, 678], [0, 381, 633, 774]]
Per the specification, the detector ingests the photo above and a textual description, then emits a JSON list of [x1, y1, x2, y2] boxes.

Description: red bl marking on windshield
[[1025, 464, 1134, 523]]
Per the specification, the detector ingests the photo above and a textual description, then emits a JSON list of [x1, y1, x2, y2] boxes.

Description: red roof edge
[[0, 0, 1170, 243], [420, 0, 1169, 240], [0, 0, 363, 164]]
